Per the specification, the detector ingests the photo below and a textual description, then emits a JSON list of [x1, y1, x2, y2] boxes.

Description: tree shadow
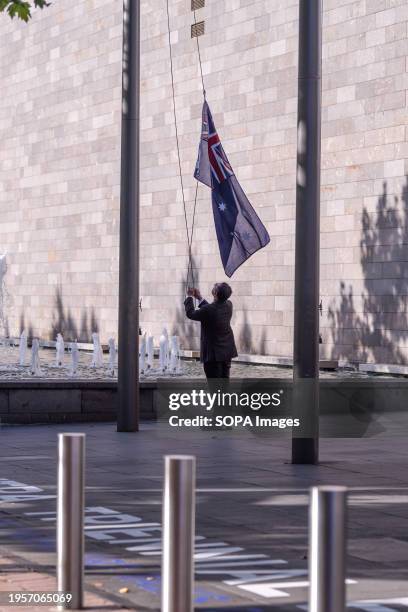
[[328, 176, 408, 364], [238, 308, 266, 354], [0, 252, 10, 337], [19, 312, 34, 342], [50, 287, 99, 343], [172, 255, 201, 351]]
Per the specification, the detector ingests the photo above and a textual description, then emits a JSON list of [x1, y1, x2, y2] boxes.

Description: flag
[[194, 101, 270, 277]]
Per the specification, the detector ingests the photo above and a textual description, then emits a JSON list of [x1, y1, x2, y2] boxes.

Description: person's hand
[[187, 287, 202, 300]]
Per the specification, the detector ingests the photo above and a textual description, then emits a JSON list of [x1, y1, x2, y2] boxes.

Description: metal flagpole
[[118, 0, 140, 432], [292, 0, 322, 464]]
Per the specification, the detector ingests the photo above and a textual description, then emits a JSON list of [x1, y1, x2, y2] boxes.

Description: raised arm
[[184, 296, 210, 321]]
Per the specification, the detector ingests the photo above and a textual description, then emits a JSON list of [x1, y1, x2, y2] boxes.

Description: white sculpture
[[159, 328, 169, 372], [30, 338, 42, 376], [90, 333, 104, 367], [69, 341, 79, 376], [0, 252, 8, 335], [139, 333, 146, 374], [169, 335, 181, 374], [19, 330, 27, 366], [108, 338, 116, 375], [146, 335, 154, 370], [56, 333, 65, 367]]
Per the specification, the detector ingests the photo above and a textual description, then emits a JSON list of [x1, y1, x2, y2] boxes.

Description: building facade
[[0, 0, 407, 364]]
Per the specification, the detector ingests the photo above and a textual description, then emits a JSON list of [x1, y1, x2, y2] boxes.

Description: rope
[[165, 0, 207, 292], [185, 182, 198, 293], [192, 6, 206, 98]]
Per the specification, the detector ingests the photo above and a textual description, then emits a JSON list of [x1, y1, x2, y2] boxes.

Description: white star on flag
[[218, 202, 226, 212]]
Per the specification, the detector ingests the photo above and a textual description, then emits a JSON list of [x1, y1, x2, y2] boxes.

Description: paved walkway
[[0, 555, 129, 611], [0, 422, 407, 611]]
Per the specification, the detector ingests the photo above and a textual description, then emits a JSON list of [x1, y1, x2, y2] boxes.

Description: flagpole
[[292, 0, 322, 464], [117, 0, 140, 432]]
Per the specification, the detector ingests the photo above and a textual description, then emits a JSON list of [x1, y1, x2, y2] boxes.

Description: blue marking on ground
[[85, 552, 232, 603]]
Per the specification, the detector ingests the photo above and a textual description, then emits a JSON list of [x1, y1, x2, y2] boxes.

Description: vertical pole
[[309, 486, 347, 612], [292, 0, 322, 464], [162, 456, 196, 612], [57, 433, 85, 610], [118, 0, 140, 431]]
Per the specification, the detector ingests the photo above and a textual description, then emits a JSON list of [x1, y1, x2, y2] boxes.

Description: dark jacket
[[184, 297, 238, 363]]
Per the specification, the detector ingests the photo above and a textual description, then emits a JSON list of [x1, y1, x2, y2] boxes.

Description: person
[[184, 283, 238, 379]]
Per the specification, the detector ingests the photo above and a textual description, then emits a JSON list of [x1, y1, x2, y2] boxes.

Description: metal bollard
[[309, 486, 347, 612], [57, 433, 85, 610], [162, 455, 196, 612]]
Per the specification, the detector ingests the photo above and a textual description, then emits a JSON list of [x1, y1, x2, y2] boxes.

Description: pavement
[[0, 421, 407, 611]]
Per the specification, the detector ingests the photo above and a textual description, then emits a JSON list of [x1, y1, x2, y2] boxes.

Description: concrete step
[[234, 353, 338, 370], [359, 363, 408, 377]]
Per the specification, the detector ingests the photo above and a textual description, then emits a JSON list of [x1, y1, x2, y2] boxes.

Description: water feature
[[69, 341, 79, 377], [19, 330, 27, 366], [90, 333, 104, 368], [147, 335, 154, 370], [169, 335, 182, 374], [56, 333, 65, 367], [159, 328, 169, 373], [139, 333, 146, 374], [108, 338, 116, 376], [0, 327, 189, 380], [30, 339, 42, 376]]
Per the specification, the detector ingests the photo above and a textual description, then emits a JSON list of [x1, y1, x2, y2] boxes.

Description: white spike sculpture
[[69, 341, 79, 377], [159, 328, 169, 373], [56, 333, 65, 367], [169, 335, 181, 374], [90, 333, 104, 367], [108, 338, 116, 375], [0, 252, 8, 335], [19, 330, 27, 366], [139, 333, 147, 375], [146, 335, 154, 370], [30, 339, 42, 376]]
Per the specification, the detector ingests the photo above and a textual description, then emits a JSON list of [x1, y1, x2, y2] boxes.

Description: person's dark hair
[[215, 282, 232, 303]]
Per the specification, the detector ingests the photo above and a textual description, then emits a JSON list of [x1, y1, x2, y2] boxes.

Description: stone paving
[[0, 555, 130, 611], [0, 422, 407, 611], [0, 345, 392, 382]]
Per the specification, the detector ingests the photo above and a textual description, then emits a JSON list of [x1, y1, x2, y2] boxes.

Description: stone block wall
[[0, 0, 123, 342], [0, 0, 407, 363]]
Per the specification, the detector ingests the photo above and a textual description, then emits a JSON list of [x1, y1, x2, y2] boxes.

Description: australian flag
[[194, 101, 270, 277]]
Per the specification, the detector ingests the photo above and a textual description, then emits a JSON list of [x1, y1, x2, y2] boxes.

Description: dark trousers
[[203, 360, 231, 379]]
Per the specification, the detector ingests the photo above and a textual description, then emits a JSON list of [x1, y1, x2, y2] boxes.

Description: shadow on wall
[[19, 313, 34, 341], [238, 307, 266, 355], [0, 253, 10, 337], [50, 287, 99, 343], [328, 176, 408, 365], [173, 255, 200, 351]]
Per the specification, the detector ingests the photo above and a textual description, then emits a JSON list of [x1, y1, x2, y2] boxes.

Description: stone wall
[[0, 0, 407, 363], [0, 0, 123, 342]]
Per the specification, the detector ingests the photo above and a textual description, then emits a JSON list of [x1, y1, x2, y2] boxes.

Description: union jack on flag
[[194, 101, 270, 277]]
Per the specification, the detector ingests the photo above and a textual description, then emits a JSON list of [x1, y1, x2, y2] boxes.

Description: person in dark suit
[[184, 283, 238, 379]]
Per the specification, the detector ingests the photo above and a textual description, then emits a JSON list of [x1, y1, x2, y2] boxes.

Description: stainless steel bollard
[[162, 455, 196, 612], [309, 486, 347, 612], [57, 433, 85, 610]]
